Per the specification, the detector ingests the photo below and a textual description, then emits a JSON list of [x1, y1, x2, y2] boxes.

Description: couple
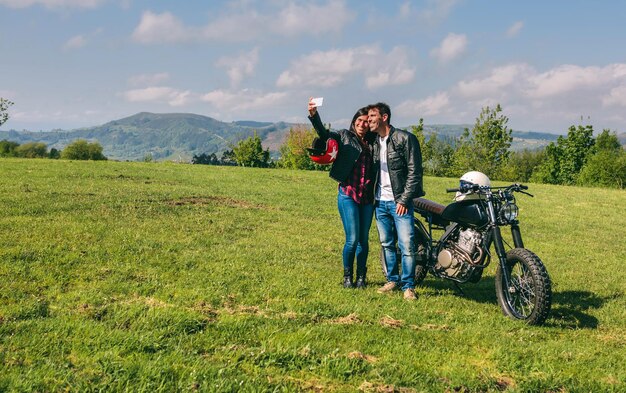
[[307, 98, 424, 301]]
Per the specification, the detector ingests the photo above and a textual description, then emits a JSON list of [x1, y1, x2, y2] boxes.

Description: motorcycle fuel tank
[[441, 200, 489, 228]]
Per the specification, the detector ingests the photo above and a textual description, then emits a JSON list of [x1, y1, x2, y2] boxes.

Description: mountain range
[[2, 111, 617, 162]]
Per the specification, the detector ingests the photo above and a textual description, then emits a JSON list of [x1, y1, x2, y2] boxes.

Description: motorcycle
[[381, 174, 552, 325]]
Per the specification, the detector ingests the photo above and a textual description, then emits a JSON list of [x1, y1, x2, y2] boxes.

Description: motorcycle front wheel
[[495, 248, 552, 325]]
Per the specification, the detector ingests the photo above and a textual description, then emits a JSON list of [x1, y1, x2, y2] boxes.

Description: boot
[[343, 268, 354, 289], [355, 266, 367, 289]]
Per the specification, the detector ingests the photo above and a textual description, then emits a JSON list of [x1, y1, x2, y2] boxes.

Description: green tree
[[278, 125, 326, 170], [410, 118, 425, 147], [15, 142, 48, 158], [452, 104, 512, 179], [232, 132, 270, 168], [422, 133, 457, 177], [454, 104, 513, 178], [577, 149, 626, 189], [48, 148, 61, 159], [221, 149, 236, 166], [500, 148, 546, 182], [0, 139, 20, 157], [532, 124, 595, 185], [61, 139, 107, 160], [577, 130, 625, 188], [594, 129, 622, 152], [0, 98, 13, 127]]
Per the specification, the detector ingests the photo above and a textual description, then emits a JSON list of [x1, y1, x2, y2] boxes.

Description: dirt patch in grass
[[410, 323, 452, 331], [494, 376, 516, 391], [359, 381, 416, 392], [192, 301, 219, 319], [348, 351, 378, 363], [329, 313, 361, 325], [379, 315, 403, 328], [281, 311, 299, 320], [123, 295, 170, 308]]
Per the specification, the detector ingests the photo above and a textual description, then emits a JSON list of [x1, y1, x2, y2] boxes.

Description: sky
[[1, 0, 626, 134]]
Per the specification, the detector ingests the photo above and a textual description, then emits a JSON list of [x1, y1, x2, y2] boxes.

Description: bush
[[61, 139, 107, 161], [577, 150, 626, 189], [15, 142, 48, 158]]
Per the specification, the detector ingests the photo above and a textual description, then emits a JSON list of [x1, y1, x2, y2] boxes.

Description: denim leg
[[375, 201, 399, 283], [337, 188, 359, 274], [393, 204, 416, 290], [355, 203, 374, 277]]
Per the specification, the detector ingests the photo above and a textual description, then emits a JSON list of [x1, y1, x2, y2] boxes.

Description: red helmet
[[306, 137, 339, 165]]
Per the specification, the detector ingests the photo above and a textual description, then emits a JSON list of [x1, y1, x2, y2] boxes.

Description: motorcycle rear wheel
[[495, 248, 552, 325]]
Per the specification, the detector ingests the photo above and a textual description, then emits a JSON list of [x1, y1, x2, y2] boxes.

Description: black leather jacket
[[373, 126, 425, 206], [308, 112, 376, 183]]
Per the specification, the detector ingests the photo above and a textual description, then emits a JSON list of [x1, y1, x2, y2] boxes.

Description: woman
[[308, 98, 376, 288]]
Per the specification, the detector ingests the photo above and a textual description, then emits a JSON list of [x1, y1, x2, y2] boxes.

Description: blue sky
[[2, 0, 626, 134]]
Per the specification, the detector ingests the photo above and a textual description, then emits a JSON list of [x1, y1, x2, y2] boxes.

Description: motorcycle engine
[[436, 228, 483, 280]]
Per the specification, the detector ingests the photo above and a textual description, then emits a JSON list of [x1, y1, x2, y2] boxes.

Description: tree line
[[213, 104, 625, 189], [0, 139, 107, 161], [1, 98, 107, 161]]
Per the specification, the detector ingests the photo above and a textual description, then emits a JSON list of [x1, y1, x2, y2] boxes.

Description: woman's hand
[[308, 97, 318, 116]]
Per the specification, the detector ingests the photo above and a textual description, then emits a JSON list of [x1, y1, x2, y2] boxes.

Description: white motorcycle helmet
[[455, 171, 491, 201]]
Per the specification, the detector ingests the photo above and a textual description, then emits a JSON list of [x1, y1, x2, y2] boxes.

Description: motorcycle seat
[[413, 197, 446, 216]]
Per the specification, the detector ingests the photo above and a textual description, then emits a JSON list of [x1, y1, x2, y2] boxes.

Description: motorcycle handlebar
[[446, 183, 529, 194]]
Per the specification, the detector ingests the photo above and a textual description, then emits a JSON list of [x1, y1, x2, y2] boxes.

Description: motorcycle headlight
[[500, 202, 519, 223]]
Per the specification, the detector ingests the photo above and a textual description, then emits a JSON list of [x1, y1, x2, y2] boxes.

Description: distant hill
[[415, 124, 560, 151], [0, 112, 575, 161], [0, 112, 297, 161]]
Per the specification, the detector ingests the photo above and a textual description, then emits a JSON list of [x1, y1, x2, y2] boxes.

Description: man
[[368, 102, 424, 301]]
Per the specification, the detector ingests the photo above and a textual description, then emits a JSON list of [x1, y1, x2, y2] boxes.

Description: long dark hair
[[349, 107, 369, 133]]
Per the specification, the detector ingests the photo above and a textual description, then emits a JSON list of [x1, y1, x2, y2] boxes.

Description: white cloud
[[406, 62, 626, 131], [0, 0, 104, 8], [458, 64, 533, 98], [123, 87, 192, 107], [397, 92, 450, 117], [63, 35, 86, 51], [526, 64, 626, 98], [216, 48, 259, 87], [603, 85, 626, 107], [132, 2, 352, 44], [430, 33, 467, 64], [277, 45, 415, 90], [506, 21, 524, 38], [200, 89, 288, 113], [128, 73, 170, 87], [131, 11, 190, 44]]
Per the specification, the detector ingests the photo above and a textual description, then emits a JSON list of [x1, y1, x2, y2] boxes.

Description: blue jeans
[[337, 187, 374, 278], [375, 200, 416, 290]]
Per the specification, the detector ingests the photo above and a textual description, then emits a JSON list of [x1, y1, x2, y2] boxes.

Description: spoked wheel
[[495, 248, 552, 325]]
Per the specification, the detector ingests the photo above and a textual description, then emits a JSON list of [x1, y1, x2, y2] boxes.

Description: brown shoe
[[403, 288, 418, 301], [377, 281, 398, 293]]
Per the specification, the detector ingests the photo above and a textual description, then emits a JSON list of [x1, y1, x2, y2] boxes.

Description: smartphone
[[311, 97, 324, 107]]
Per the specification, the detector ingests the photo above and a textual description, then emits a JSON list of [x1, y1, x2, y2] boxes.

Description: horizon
[[2, 110, 558, 135], [2, 1, 626, 134]]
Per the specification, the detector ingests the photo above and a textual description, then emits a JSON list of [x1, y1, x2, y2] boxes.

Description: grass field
[[1, 158, 624, 392]]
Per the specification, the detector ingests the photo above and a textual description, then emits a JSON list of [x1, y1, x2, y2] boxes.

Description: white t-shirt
[[376, 135, 395, 201]]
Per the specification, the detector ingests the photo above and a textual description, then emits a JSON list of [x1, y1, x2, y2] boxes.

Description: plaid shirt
[[340, 142, 374, 205]]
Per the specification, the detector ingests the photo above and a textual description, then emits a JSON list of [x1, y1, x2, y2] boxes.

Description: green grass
[[1, 158, 624, 392]]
